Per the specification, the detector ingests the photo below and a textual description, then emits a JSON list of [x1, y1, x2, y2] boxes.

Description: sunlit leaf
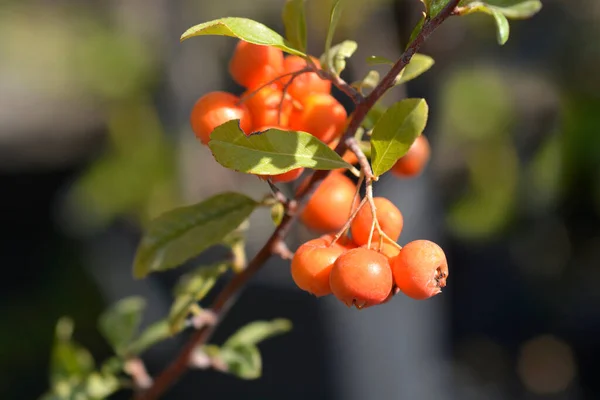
[[85, 372, 120, 399], [459, 0, 542, 19], [321, 40, 357, 75], [181, 17, 305, 56], [370, 99, 429, 177], [282, 0, 307, 53], [133, 192, 257, 278], [491, 8, 510, 45], [98, 297, 145, 357], [362, 103, 387, 131], [322, 0, 345, 72], [223, 319, 292, 348], [208, 120, 352, 174], [169, 263, 229, 333], [395, 54, 435, 85]]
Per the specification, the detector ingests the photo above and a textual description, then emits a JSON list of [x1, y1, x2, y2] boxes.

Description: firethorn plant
[[41, 1, 542, 399]]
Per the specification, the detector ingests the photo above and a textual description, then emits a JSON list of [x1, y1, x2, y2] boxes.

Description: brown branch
[[136, 2, 460, 399]]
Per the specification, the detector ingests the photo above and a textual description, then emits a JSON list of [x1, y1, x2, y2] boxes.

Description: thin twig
[[136, 2, 460, 398], [237, 68, 310, 105], [331, 197, 368, 246]]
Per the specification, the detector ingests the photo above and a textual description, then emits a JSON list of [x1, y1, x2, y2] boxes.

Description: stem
[[331, 196, 368, 245], [136, 2, 460, 398]]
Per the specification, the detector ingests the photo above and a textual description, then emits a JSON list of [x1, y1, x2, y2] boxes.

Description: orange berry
[[391, 240, 448, 300], [281, 56, 331, 102], [242, 85, 294, 130], [229, 41, 284, 89], [190, 91, 252, 145], [391, 135, 431, 178], [350, 197, 403, 246], [361, 242, 401, 259], [330, 248, 393, 308], [289, 93, 347, 144], [299, 172, 358, 233], [291, 238, 346, 297]]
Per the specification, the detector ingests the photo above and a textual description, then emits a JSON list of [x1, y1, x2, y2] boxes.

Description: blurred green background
[[0, 0, 599, 399]]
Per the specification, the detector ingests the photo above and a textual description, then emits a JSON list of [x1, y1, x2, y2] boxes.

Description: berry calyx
[[350, 197, 404, 246], [391, 135, 431, 178], [291, 238, 346, 297], [281, 56, 331, 102], [229, 41, 284, 89], [330, 248, 393, 308], [299, 171, 358, 233], [391, 240, 448, 300], [190, 91, 252, 145]]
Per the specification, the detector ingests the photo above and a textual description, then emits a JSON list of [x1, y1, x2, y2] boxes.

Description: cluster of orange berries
[[294, 181, 448, 308], [188, 41, 446, 308]]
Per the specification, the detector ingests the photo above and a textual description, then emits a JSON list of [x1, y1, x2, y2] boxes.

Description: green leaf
[[127, 320, 171, 355], [395, 54, 435, 85], [133, 192, 257, 278], [223, 319, 292, 348], [169, 263, 229, 333], [491, 8, 510, 45], [407, 15, 425, 48], [218, 344, 262, 380], [459, 1, 542, 19], [180, 17, 305, 56], [320, 40, 357, 75], [50, 318, 95, 385], [353, 70, 380, 93], [208, 120, 352, 174], [366, 55, 394, 65], [85, 372, 120, 399], [322, 0, 345, 72], [98, 296, 145, 357], [270, 203, 285, 226], [282, 0, 307, 53], [370, 99, 429, 177], [362, 103, 387, 131], [423, 0, 453, 17]]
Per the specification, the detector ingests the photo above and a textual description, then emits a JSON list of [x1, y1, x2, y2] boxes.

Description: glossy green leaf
[[180, 17, 305, 56], [127, 320, 171, 355], [169, 263, 229, 333], [133, 192, 257, 278], [321, 40, 357, 75], [223, 319, 292, 348], [322, 0, 345, 72], [366, 55, 393, 65], [98, 297, 145, 357], [282, 0, 307, 53], [208, 120, 352, 174], [50, 318, 95, 385], [395, 54, 435, 85], [370, 99, 429, 177], [218, 344, 262, 380]]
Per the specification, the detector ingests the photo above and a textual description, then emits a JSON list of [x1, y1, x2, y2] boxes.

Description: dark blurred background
[[1, 0, 599, 399]]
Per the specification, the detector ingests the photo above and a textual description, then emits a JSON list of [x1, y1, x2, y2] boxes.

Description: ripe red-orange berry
[[229, 41, 284, 89], [289, 93, 347, 144], [281, 56, 331, 102], [330, 248, 393, 308], [391, 135, 431, 178], [320, 233, 357, 250], [299, 172, 358, 233], [350, 197, 404, 246], [391, 240, 448, 300], [361, 242, 401, 260], [242, 85, 294, 130], [190, 91, 252, 145], [291, 238, 346, 297]]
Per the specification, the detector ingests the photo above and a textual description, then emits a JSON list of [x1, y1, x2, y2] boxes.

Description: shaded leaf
[[169, 263, 229, 333], [407, 15, 425, 48], [181, 17, 305, 56], [362, 103, 387, 131], [321, 40, 357, 75], [127, 320, 171, 355], [133, 192, 257, 278], [459, 0, 542, 19], [270, 203, 285, 226], [395, 54, 435, 85], [282, 0, 307, 53], [491, 8, 510, 45], [322, 0, 345, 72], [423, 0, 453, 17], [218, 344, 262, 380], [50, 318, 95, 385], [208, 120, 351, 174], [366, 55, 393, 65], [224, 319, 292, 348], [98, 296, 145, 357], [370, 99, 429, 177], [85, 372, 120, 399]]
